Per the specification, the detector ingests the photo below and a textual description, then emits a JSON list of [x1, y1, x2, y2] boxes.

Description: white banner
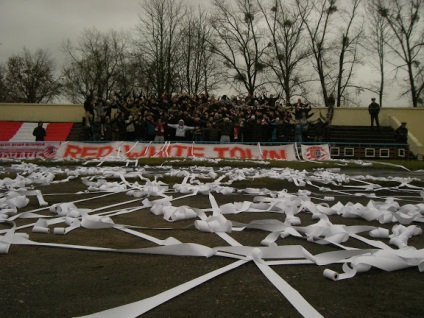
[[0, 142, 61, 159], [301, 144, 331, 160], [54, 142, 300, 160]]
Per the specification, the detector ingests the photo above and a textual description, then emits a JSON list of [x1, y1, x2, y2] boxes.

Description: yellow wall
[[331, 107, 423, 129], [0, 103, 84, 122], [0, 103, 422, 155], [316, 107, 424, 156]]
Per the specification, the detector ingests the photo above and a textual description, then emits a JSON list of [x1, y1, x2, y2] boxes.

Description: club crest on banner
[[43, 145, 58, 158], [301, 145, 331, 160]]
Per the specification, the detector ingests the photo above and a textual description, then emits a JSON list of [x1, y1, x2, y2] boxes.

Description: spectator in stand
[[312, 118, 328, 142], [219, 117, 233, 143], [279, 116, 293, 142], [192, 117, 204, 142], [232, 121, 241, 142], [251, 117, 265, 142], [145, 115, 156, 141], [395, 122, 408, 144], [293, 99, 313, 120], [133, 113, 145, 141], [92, 116, 102, 141], [103, 116, 113, 141], [205, 122, 220, 142], [167, 119, 194, 141], [265, 114, 275, 141], [33, 121, 46, 141], [125, 115, 136, 141], [242, 115, 255, 142], [93, 99, 105, 120], [294, 120, 303, 143], [115, 112, 127, 141], [84, 95, 95, 116], [368, 97, 380, 130], [270, 117, 286, 142], [103, 99, 113, 118], [82, 111, 93, 141], [154, 118, 166, 142], [299, 114, 310, 142]]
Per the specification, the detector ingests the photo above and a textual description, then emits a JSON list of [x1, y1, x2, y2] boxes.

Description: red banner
[[0, 142, 333, 160], [55, 142, 299, 160]]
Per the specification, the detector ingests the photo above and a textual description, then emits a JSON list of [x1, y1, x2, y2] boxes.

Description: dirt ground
[[1, 163, 424, 318]]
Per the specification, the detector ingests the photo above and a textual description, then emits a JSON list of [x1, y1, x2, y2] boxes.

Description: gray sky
[[0, 0, 144, 60], [0, 0, 410, 106]]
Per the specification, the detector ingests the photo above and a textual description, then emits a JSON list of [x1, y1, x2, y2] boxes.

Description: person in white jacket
[[167, 119, 194, 141]]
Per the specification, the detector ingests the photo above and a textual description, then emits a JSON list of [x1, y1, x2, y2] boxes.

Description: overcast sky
[[0, 0, 410, 107], [1, 0, 147, 59]]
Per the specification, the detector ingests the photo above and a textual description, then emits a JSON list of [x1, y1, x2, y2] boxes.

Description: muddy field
[[1, 161, 424, 318]]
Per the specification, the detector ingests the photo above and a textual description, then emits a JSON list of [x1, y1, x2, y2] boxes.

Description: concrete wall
[[0, 103, 422, 156]]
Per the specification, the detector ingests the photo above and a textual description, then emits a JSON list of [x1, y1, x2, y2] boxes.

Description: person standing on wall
[[33, 121, 46, 141], [368, 97, 380, 130]]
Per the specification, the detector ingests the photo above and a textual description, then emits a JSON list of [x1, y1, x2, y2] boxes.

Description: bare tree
[[335, 0, 364, 107], [136, 0, 186, 97], [0, 62, 7, 102], [296, 0, 339, 105], [258, 0, 312, 103], [296, 0, 364, 106], [179, 7, 222, 95], [361, 0, 393, 107], [209, 0, 270, 96], [62, 28, 129, 103], [3, 48, 61, 103], [378, 0, 424, 107]]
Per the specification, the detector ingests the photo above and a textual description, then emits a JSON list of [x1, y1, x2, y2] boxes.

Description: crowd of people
[[81, 91, 330, 143]]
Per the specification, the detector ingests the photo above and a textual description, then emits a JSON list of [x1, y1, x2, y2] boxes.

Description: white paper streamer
[[1, 160, 424, 318]]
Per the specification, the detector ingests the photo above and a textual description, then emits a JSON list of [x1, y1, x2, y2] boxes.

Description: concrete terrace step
[[327, 125, 399, 144]]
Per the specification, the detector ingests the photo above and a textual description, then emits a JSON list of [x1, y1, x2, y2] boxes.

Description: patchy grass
[[0, 161, 424, 318]]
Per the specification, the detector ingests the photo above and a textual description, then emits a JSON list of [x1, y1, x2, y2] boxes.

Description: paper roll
[[369, 228, 390, 238], [323, 269, 339, 281], [0, 242, 10, 254], [32, 226, 49, 234], [32, 219, 49, 233], [53, 227, 66, 235]]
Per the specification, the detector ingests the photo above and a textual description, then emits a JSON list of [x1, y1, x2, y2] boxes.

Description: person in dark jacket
[[313, 118, 329, 142], [395, 122, 408, 144], [91, 116, 102, 141], [219, 117, 233, 143], [33, 121, 46, 141], [205, 122, 220, 142], [84, 96, 95, 116], [368, 98, 380, 130]]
